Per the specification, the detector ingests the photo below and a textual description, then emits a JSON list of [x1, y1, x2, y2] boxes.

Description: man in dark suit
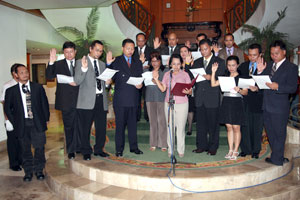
[[214, 33, 244, 64], [188, 39, 225, 155], [1, 64, 22, 171], [74, 40, 110, 161], [133, 32, 153, 122], [239, 43, 264, 159], [185, 33, 208, 52], [4, 64, 50, 182], [257, 40, 298, 166], [46, 41, 79, 160], [109, 39, 143, 157], [154, 32, 181, 55]]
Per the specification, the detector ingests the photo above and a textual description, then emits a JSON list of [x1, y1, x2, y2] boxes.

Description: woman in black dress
[[211, 56, 248, 160]]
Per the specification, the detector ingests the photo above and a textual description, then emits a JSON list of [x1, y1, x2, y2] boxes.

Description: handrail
[[224, 0, 260, 34], [117, 0, 155, 39]]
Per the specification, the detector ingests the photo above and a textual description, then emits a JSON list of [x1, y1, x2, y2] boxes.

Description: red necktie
[[127, 58, 131, 68]]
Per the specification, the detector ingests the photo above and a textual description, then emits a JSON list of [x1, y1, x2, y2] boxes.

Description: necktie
[[127, 58, 131, 67], [203, 59, 208, 69], [70, 61, 74, 76], [228, 49, 231, 56], [22, 84, 33, 119], [93, 60, 102, 91], [270, 63, 277, 78], [170, 47, 174, 55], [249, 62, 254, 76], [139, 48, 142, 55]]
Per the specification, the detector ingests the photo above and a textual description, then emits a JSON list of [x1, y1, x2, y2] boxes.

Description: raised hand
[[106, 51, 115, 65], [81, 56, 88, 69], [257, 56, 267, 73], [153, 37, 161, 49], [185, 52, 193, 64], [49, 48, 57, 63], [212, 44, 220, 54], [185, 40, 191, 48], [211, 62, 219, 73], [152, 70, 159, 80], [139, 53, 146, 64]]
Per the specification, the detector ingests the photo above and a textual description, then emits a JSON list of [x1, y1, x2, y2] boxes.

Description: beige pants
[[164, 102, 188, 155], [146, 102, 167, 148]]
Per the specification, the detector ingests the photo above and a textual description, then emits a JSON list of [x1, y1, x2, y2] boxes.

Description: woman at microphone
[[211, 55, 248, 160], [153, 54, 192, 158]]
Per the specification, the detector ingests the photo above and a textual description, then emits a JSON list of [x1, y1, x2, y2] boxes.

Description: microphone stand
[[155, 70, 195, 176]]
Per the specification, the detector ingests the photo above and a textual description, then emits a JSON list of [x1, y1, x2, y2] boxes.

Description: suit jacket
[[74, 56, 108, 111], [239, 61, 264, 113], [262, 59, 298, 114], [157, 45, 181, 55], [133, 45, 154, 62], [4, 82, 50, 138], [189, 55, 226, 108], [218, 47, 244, 64], [46, 59, 79, 111], [110, 55, 143, 107]]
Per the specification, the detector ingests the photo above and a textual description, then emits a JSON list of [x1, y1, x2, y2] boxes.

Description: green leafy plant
[[56, 7, 108, 61], [239, 7, 292, 61]]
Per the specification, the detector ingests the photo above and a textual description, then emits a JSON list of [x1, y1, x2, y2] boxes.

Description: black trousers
[[77, 94, 107, 155], [61, 108, 78, 154], [6, 129, 22, 168], [264, 111, 289, 165], [240, 104, 264, 155], [21, 119, 46, 174], [114, 106, 138, 153], [195, 105, 220, 151]]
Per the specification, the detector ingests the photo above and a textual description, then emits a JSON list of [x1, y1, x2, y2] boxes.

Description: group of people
[[1, 31, 297, 182]]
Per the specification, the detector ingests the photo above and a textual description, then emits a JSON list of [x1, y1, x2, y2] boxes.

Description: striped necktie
[[93, 60, 102, 91], [22, 84, 33, 119]]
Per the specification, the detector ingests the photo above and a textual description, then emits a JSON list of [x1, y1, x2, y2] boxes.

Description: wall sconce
[[186, 0, 201, 16]]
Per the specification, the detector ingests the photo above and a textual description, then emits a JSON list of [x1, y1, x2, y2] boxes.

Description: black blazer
[[158, 45, 181, 55], [262, 59, 298, 114], [189, 55, 226, 108], [110, 55, 143, 107], [4, 82, 50, 138], [46, 59, 79, 111], [239, 61, 264, 113], [133, 45, 154, 62]]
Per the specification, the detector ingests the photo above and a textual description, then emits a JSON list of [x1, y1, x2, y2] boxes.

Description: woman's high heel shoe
[[225, 150, 233, 159], [230, 152, 239, 160]]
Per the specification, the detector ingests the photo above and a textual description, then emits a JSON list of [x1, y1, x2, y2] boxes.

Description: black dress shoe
[[83, 154, 91, 160], [283, 157, 289, 163], [23, 173, 33, 182], [187, 131, 192, 136], [265, 157, 283, 166], [68, 153, 75, 160], [252, 153, 259, 159], [207, 150, 217, 155], [10, 165, 22, 171], [76, 151, 81, 154], [115, 152, 123, 157], [94, 152, 110, 157], [35, 172, 45, 180], [192, 148, 206, 153], [130, 149, 143, 155], [239, 152, 247, 157]]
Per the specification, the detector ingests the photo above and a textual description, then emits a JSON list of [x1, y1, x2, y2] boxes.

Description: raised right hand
[[153, 37, 161, 49], [81, 56, 88, 69], [211, 62, 219, 73], [49, 48, 57, 63]]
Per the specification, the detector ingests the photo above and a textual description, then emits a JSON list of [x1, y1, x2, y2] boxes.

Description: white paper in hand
[[161, 55, 170, 66], [57, 74, 74, 84], [127, 77, 145, 86], [97, 68, 119, 81], [191, 51, 202, 60], [218, 76, 236, 92], [189, 68, 206, 82], [252, 75, 272, 89], [238, 78, 256, 89], [142, 72, 155, 86]]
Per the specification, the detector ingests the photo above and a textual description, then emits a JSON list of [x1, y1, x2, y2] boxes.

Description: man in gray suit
[[214, 33, 244, 64], [74, 40, 110, 160]]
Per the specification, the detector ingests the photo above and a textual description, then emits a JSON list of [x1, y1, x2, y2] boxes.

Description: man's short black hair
[[224, 33, 234, 40], [199, 38, 212, 47], [136, 33, 146, 39], [62, 41, 76, 50], [196, 33, 207, 40], [10, 63, 21, 75], [249, 43, 262, 54], [14, 64, 26, 74], [122, 38, 135, 47], [270, 40, 286, 51], [90, 40, 104, 49]]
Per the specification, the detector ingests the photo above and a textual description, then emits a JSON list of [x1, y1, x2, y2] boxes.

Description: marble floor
[[0, 109, 300, 200]]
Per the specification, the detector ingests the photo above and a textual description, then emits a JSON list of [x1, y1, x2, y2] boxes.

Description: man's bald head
[[168, 33, 178, 47]]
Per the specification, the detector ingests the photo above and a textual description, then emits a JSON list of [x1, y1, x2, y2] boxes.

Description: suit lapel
[[16, 84, 25, 117], [272, 60, 287, 80], [121, 56, 131, 75]]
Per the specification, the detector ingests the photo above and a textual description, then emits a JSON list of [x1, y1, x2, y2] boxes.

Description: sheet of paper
[[191, 51, 202, 60], [143, 61, 149, 67], [189, 68, 206, 82], [97, 68, 119, 81], [161, 55, 170, 66], [238, 78, 256, 89], [57, 74, 74, 84], [126, 77, 145, 86], [218, 76, 236, 92], [142, 71, 155, 86], [252, 75, 272, 89]]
